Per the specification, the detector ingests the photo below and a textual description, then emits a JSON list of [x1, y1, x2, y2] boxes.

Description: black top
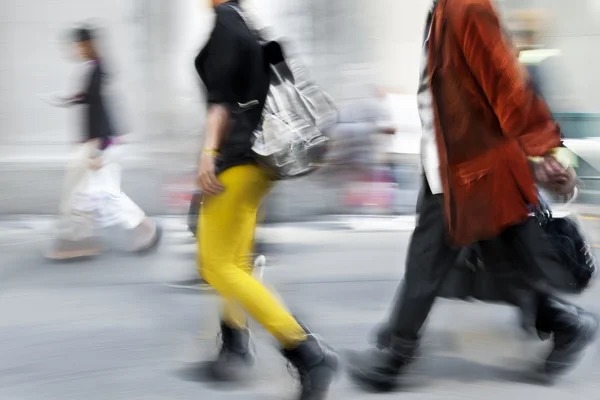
[[76, 61, 117, 149], [194, 2, 270, 174]]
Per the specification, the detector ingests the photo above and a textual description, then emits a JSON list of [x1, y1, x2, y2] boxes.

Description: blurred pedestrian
[[43, 25, 161, 260], [192, 1, 338, 398], [509, 10, 573, 112], [328, 92, 399, 213], [372, 86, 397, 165], [347, 0, 596, 392]]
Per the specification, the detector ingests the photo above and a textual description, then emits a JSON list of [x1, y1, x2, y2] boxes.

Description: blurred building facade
[[0, 0, 430, 216], [1, 0, 600, 215], [500, 0, 600, 112], [0, 0, 430, 151]]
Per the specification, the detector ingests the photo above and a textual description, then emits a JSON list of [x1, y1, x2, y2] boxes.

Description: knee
[[199, 257, 236, 285]]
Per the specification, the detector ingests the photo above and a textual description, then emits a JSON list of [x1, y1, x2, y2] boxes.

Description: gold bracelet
[[202, 148, 220, 157]]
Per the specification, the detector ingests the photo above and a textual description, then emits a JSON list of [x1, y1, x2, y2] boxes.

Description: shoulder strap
[[226, 3, 263, 40], [227, 3, 294, 82]]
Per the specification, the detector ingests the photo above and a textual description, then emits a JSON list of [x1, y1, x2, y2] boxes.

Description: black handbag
[[534, 194, 596, 293], [187, 190, 203, 238]]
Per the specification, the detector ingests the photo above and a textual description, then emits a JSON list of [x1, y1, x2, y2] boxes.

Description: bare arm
[[203, 104, 230, 151]]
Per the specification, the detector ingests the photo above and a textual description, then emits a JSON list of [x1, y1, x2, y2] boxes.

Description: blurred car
[[555, 113, 600, 203]]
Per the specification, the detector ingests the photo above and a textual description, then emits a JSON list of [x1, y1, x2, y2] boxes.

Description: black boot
[[199, 321, 255, 383], [346, 336, 418, 392], [282, 324, 340, 400], [372, 323, 393, 349], [538, 298, 598, 380]]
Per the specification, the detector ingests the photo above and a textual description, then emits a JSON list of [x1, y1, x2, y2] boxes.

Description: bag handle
[[227, 3, 293, 75]]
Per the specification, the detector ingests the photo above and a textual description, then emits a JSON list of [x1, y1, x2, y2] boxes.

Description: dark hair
[[69, 24, 105, 62], [72, 26, 95, 43]]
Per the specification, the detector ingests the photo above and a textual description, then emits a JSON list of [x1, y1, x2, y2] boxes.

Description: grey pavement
[[1, 217, 600, 400]]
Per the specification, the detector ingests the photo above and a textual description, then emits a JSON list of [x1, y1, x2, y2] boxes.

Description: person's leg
[[347, 181, 461, 391], [200, 209, 258, 382], [499, 220, 598, 380], [221, 213, 257, 327], [95, 147, 160, 252], [47, 141, 102, 260], [199, 164, 339, 396], [169, 195, 263, 292], [199, 165, 305, 346], [387, 195, 461, 340]]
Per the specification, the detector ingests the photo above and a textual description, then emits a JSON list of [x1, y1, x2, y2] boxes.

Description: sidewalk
[[0, 214, 418, 236], [574, 203, 600, 219], [3, 207, 599, 241]]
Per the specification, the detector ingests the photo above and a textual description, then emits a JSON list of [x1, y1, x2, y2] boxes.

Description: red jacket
[[428, 0, 561, 245]]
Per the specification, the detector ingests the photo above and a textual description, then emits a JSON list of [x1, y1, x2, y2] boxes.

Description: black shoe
[[134, 223, 163, 255], [541, 299, 598, 379], [282, 324, 339, 400], [372, 323, 393, 349], [199, 322, 255, 383], [346, 336, 418, 392], [166, 278, 214, 291]]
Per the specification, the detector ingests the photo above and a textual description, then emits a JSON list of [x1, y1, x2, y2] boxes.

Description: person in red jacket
[[346, 0, 596, 392]]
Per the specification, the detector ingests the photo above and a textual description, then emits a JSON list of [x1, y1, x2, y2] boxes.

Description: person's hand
[[546, 165, 577, 196], [38, 92, 72, 107], [197, 150, 223, 196], [88, 157, 103, 170], [532, 155, 567, 185], [532, 155, 576, 196]]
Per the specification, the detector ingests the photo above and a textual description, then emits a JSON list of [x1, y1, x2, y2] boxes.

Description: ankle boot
[[538, 298, 598, 379], [282, 322, 339, 400], [346, 335, 418, 392], [200, 321, 255, 383], [372, 323, 393, 349]]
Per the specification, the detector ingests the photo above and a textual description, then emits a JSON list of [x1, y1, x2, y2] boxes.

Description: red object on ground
[[164, 173, 196, 213]]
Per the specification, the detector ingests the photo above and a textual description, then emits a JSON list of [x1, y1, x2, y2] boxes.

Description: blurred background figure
[[327, 96, 377, 210], [41, 26, 161, 261], [327, 84, 401, 216], [372, 86, 398, 169], [508, 9, 573, 113]]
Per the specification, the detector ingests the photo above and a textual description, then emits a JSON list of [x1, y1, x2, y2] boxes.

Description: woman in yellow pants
[[193, 1, 338, 399]]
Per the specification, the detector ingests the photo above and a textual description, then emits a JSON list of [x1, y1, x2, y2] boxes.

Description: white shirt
[[417, 10, 442, 195]]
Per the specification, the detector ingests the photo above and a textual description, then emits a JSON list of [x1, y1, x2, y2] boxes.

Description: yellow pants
[[198, 164, 306, 348]]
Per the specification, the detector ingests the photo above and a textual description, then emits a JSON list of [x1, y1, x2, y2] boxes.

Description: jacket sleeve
[[63, 63, 97, 105], [199, 12, 240, 110], [449, 1, 561, 156]]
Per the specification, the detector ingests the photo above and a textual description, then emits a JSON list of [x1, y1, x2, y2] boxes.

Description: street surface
[[1, 215, 600, 400]]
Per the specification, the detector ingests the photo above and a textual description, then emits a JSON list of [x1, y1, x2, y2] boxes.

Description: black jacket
[[194, 2, 271, 173], [77, 62, 117, 148]]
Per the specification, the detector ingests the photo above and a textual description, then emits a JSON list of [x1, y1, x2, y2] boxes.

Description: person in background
[[192, 1, 339, 398], [346, 0, 596, 392], [327, 98, 378, 212], [43, 26, 161, 260], [509, 9, 572, 113], [371, 87, 402, 194], [327, 86, 401, 214]]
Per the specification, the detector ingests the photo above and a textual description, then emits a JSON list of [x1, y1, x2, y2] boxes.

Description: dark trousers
[[388, 180, 459, 340], [388, 178, 573, 341]]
